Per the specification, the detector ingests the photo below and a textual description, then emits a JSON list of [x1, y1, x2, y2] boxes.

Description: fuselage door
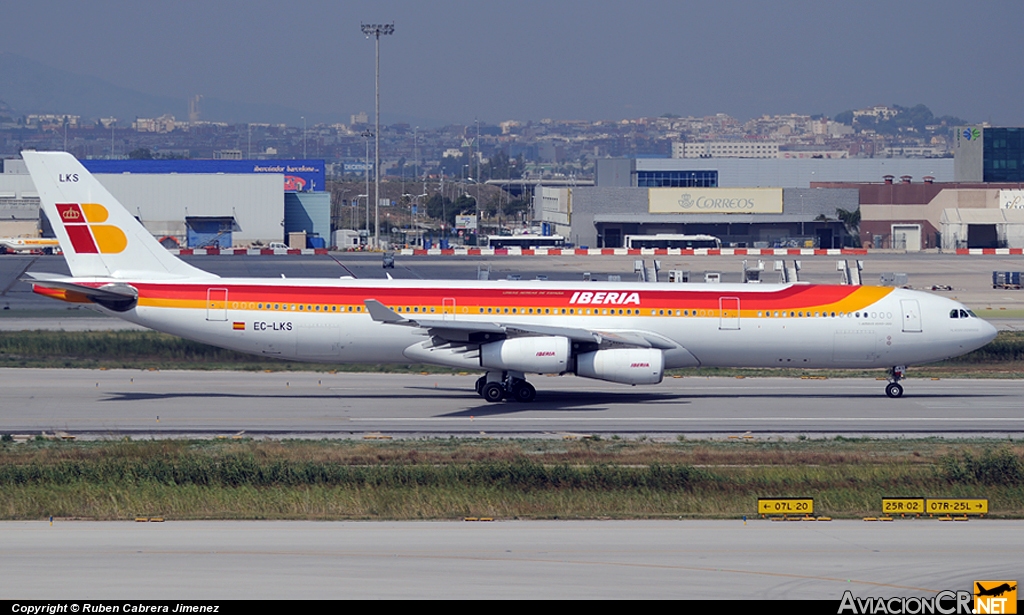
[[719, 296, 740, 330], [442, 298, 456, 321], [900, 299, 922, 332], [206, 288, 228, 321]]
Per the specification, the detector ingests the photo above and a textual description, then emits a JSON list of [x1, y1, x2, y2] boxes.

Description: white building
[[673, 141, 780, 159]]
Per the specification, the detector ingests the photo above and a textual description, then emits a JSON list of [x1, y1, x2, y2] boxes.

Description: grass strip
[[2, 438, 1022, 520]]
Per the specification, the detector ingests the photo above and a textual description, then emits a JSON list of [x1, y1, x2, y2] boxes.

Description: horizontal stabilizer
[[22, 272, 138, 312]]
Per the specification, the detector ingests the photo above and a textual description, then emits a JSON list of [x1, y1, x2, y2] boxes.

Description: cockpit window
[[950, 309, 960, 319], [960, 309, 971, 318]]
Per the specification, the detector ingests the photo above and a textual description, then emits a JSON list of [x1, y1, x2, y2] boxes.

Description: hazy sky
[[3, 0, 1023, 125]]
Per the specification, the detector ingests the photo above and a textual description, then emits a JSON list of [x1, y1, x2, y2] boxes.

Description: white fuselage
[[78, 277, 996, 373]]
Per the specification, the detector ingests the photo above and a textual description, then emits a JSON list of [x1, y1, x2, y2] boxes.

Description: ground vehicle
[[484, 235, 566, 249], [623, 234, 722, 250]]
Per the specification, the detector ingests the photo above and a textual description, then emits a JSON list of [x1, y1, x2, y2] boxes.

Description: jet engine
[[480, 336, 570, 373], [575, 348, 664, 385]]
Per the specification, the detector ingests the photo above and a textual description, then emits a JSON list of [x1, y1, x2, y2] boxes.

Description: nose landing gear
[[885, 365, 906, 398]]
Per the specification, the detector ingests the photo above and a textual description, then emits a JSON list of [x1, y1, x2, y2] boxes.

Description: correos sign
[[649, 188, 783, 214]]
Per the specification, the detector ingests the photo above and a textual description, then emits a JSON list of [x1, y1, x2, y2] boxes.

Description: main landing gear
[[475, 371, 536, 403], [885, 365, 906, 398]]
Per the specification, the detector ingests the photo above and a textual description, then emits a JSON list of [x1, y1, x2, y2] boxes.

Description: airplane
[[976, 583, 1016, 598], [20, 151, 998, 402]]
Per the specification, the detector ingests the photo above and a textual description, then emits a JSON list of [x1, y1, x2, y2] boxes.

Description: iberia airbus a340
[[21, 151, 997, 402]]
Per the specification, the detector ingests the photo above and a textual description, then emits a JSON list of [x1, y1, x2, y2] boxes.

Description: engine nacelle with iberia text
[[576, 348, 665, 385], [480, 337, 571, 373]]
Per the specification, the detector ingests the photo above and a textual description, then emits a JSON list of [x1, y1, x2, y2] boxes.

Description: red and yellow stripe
[[33, 282, 892, 320]]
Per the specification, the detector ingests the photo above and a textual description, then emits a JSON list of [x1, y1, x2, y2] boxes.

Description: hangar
[[0, 156, 329, 248]]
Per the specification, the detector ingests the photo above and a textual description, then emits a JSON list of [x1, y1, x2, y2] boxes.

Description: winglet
[[364, 299, 406, 323]]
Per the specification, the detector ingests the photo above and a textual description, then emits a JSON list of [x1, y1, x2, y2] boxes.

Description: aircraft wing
[[364, 299, 679, 350]]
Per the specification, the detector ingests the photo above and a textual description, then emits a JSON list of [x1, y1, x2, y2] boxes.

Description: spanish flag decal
[[232, 322, 245, 331]]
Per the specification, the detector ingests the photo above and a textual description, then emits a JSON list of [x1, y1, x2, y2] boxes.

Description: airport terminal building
[[536, 157, 951, 249], [0, 157, 329, 248]]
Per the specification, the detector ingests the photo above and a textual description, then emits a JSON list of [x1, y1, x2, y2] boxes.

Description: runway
[[3, 369, 1022, 439], [2, 519, 1021, 599]]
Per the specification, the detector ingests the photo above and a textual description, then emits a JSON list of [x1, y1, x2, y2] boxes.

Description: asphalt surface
[[2, 519, 1021, 599], [3, 369, 1022, 439]]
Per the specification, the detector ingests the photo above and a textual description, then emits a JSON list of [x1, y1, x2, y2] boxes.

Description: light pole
[[357, 194, 369, 246], [361, 129, 373, 241], [361, 22, 394, 249]]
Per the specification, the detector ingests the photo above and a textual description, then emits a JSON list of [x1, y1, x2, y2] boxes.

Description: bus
[[485, 235, 567, 249], [623, 234, 722, 250]]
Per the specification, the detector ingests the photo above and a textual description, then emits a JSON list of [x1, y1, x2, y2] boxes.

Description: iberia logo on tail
[[56, 203, 128, 254]]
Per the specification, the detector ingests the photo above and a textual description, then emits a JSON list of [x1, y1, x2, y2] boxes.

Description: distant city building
[[882, 145, 946, 158], [188, 95, 202, 123], [26, 114, 79, 129], [673, 141, 780, 159], [853, 106, 900, 121], [133, 115, 176, 133]]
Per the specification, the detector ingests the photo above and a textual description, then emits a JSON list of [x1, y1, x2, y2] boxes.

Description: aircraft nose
[[980, 318, 999, 345]]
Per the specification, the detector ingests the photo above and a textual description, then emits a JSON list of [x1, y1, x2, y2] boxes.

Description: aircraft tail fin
[[21, 151, 215, 280]]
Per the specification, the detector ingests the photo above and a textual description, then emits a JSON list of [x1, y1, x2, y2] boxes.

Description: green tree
[[837, 208, 861, 247], [481, 150, 522, 181]]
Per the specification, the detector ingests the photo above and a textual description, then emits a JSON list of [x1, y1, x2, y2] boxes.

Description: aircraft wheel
[[482, 382, 505, 403], [475, 376, 486, 395], [511, 381, 536, 403], [885, 382, 904, 398]]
